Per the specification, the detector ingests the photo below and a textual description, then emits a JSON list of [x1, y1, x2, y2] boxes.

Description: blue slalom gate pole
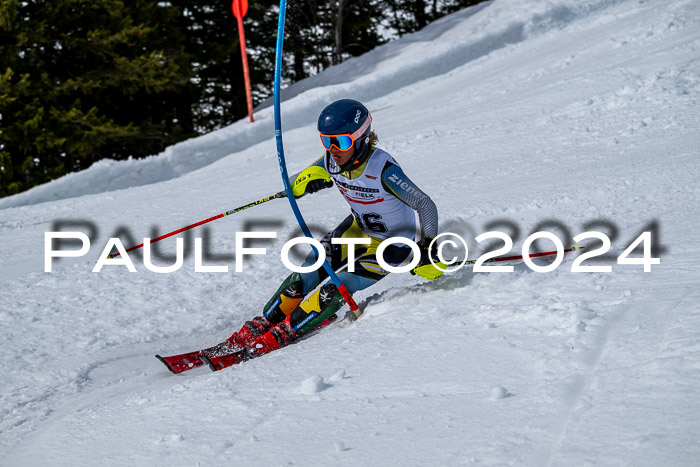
[[273, 0, 358, 311]]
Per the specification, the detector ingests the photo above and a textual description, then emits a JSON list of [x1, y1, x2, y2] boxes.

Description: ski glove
[[305, 178, 334, 195], [411, 237, 445, 281], [417, 237, 439, 265], [292, 166, 333, 198]]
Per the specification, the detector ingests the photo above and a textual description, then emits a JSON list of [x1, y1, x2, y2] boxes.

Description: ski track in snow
[[1, 0, 700, 465], [542, 292, 623, 466]]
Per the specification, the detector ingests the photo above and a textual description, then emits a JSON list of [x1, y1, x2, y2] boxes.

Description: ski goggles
[[320, 134, 355, 151], [319, 112, 373, 152]]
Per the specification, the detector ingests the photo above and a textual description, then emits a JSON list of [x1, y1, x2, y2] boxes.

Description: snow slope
[[1, 0, 699, 465]]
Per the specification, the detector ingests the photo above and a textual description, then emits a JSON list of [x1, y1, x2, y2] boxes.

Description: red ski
[[158, 314, 340, 373], [156, 342, 236, 374], [200, 351, 249, 371]]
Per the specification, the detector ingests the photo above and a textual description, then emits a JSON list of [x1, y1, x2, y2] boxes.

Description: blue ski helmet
[[318, 99, 372, 171]]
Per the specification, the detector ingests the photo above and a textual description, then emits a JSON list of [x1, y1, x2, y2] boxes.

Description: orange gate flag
[[232, 0, 254, 122]]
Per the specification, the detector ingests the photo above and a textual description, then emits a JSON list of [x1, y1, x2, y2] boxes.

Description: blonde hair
[[368, 130, 379, 148]]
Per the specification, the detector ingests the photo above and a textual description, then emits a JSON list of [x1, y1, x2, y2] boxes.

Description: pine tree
[[0, 0, 195, 197]]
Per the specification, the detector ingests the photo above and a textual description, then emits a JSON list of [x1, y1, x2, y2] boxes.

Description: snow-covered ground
[[1, 0, 699, 465]]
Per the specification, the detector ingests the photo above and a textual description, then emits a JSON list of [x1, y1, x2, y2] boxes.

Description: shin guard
[[262, 273, 305, 323], [290, 283, 345, 334]]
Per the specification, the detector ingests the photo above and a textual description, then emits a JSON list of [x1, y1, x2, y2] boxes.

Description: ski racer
[[225, 99, 441, 357]]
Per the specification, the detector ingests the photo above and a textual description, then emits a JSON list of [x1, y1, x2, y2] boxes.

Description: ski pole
[[413, 244, 584, 280], [464, 244, 584, 265], [432, 244, 584, 269], [107, 190, 287, 259]]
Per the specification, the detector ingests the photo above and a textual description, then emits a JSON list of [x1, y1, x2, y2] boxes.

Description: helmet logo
[[354, 110, 361, 124]]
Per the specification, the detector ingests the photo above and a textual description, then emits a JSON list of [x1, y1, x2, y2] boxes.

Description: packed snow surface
[[1, 0, 699, 465]]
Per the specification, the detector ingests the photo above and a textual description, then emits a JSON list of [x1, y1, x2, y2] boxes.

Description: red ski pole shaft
[[461, 244, 584, 265], [493, 244, 583, 262], [107, 191, 286, 259]]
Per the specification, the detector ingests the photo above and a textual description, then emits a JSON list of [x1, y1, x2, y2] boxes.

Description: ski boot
[[223, 316, 273, 352]]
